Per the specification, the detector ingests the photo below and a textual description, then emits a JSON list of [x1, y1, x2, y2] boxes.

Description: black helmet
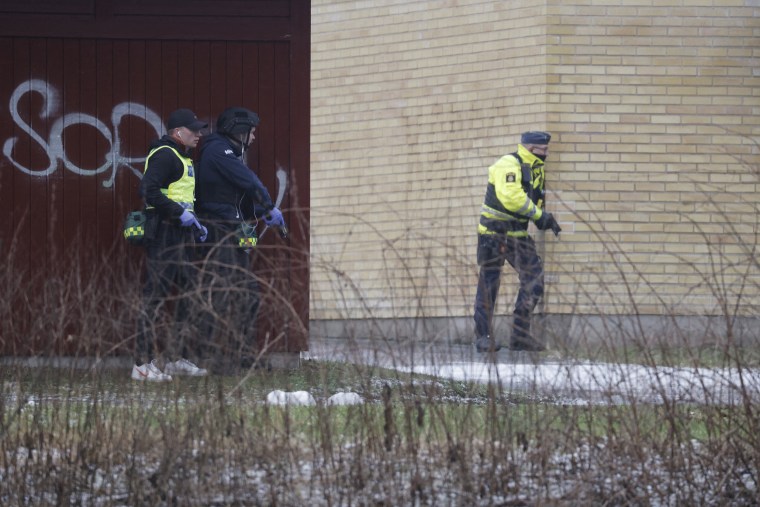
[[216, 107, 260, 137]]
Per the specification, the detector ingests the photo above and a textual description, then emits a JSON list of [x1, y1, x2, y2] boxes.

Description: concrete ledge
[[0, 353, 303, 371], [310, 314, 760, 348], [266, 352, 302, 369], [0, 356, 132, 370]]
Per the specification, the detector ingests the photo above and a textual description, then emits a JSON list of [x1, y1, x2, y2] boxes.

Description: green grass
[[3, 361, 753, 447]]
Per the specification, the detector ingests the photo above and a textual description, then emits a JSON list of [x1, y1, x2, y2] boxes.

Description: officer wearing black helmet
[[194, 106, 285, 369]]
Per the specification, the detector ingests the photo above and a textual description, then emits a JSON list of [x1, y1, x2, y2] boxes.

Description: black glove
[[534, 212, 562, 237]]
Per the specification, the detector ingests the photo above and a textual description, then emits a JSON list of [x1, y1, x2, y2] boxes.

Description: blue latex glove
[[187, 215, 208, 242], [264, 207, 285, 227], [179, 209, 196, 227], [197, 223, 208, 242]]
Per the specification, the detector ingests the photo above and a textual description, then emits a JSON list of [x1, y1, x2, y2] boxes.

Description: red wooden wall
[[0, 0, 310, 356]]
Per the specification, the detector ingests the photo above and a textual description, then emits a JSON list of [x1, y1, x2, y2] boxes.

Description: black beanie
[[521, 131, 551, 144]]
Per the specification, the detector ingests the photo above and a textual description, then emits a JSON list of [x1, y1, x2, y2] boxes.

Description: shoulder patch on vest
[[506, 173, 516, 183]]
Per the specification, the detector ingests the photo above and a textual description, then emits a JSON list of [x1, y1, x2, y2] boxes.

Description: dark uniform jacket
[[195, 133, 273, 222], [139, 136, 194, 222]]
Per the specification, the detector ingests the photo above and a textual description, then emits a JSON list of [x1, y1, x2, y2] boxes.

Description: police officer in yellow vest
[[132, 108, 210, 382], [474, 131, 561, 353]]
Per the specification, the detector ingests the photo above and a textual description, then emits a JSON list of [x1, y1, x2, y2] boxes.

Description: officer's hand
[[179, 210, 196, 227], [535, 212, 561, 237], [189, 216, 208, 242], [264, 207, 285, 227], [196, 223, 208, 242], [550, 220, 562, 237]]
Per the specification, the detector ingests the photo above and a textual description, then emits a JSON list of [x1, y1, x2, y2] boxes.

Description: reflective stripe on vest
[[479, 152, 542, 237], [144, 145, 195, 210]]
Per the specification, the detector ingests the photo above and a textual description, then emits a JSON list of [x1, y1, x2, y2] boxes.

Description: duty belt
[[479, 216, 526, 234], [145, 201, 194, 211]]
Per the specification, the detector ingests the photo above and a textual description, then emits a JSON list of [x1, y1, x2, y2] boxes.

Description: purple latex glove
[[179, 209, 196, 227], [264, 207, 285, 227], [196, 223, 208, 242]]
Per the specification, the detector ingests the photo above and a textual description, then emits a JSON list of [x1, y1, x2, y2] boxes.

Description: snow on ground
[[326, 392, 364, 405], [265, 391, 364, 406], [399, 359, 760, 404], [308, 338, 760, 405], [266, 390, 316, 405]]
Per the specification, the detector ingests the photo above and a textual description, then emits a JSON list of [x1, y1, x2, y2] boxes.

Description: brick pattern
[[311, 0, 760, 322]]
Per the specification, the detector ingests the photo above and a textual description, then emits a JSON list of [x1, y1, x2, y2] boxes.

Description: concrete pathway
[[308, 337, 760, 405]]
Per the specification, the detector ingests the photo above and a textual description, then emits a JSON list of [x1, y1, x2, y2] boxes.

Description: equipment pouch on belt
[[479, 216, 524, 234], [238, 223, 258, 249], [123, 210, 147, 245]]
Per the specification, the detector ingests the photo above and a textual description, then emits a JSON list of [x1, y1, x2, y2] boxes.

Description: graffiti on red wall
[[2, 79, 164, 188], [2, 79, 288, 206]]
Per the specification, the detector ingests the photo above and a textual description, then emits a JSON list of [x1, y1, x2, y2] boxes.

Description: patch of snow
[[399, 360, 760, 404], [327, 392, 363, 405], [266, 390, 316, 406]]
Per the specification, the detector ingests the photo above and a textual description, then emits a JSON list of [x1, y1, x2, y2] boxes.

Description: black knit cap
[[521, 131, 551, 145], [167, 108, 208, 131]]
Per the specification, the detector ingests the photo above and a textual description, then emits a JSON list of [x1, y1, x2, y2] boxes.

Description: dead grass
[[0, 198, 759, 505], [1, 355, 758, 505]]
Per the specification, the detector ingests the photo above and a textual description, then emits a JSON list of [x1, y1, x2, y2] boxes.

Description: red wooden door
[[0, 0, 309, 356]]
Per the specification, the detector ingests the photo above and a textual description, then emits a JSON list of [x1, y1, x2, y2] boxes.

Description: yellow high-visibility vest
[[144, 145, 195, 210]]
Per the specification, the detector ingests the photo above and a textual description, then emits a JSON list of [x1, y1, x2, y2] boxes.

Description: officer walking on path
[[194, 106, 286, 370], [474, 131, 561, 353], [132, 108, 210, 382]]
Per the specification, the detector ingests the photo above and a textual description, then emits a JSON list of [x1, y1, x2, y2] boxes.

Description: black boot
[[509, 313, 545, 352], [475, 335, 502, 353], [509, 334, 545, 352]]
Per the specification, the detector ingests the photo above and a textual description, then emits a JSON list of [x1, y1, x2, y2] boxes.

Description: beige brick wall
[[311, 0, 760, 327]]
